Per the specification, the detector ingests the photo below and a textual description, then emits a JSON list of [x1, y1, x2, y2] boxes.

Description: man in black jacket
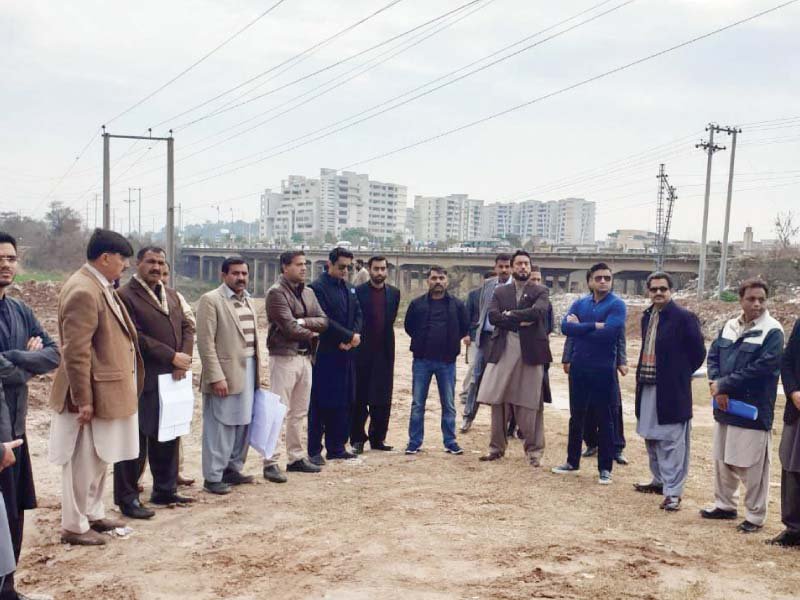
[[632, 272, 706, 512], [352, 256, 400, 453], [308, 247, 363, 462], [403, 266, 470, 455], [770, 318, 800, 546]]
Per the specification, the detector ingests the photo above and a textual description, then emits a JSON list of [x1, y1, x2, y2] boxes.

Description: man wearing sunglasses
[[633, 272, 706, 512], [552, 262, 626, 484]]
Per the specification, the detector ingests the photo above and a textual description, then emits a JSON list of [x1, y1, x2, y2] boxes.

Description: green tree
[[339, 228, 370, 244]]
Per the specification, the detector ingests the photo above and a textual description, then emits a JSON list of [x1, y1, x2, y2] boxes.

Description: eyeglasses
[[0, 255, 18, 264], [649, 286, 669, 293], [593, 275, 612, 282]]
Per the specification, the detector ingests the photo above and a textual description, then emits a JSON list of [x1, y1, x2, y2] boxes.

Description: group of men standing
[[2, 229, 800, 598]]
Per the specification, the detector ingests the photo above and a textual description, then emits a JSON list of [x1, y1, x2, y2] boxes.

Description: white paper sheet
[[249, 389, 287, 459], [158, 371, 195, 442]]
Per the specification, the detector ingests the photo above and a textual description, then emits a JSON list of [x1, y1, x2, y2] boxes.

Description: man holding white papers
[[703, 279, 784, 533], [264, 251, 328, 483], [197, 258, 261, 495], [114, 247, 195, 516]]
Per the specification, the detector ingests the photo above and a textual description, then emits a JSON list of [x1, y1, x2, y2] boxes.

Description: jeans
[[408, 358, 457, 450]]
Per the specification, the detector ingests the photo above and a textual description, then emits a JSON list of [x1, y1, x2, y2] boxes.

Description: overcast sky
[[2, 0, 799, 243]]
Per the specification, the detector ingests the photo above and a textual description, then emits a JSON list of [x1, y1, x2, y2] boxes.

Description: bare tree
[[774, 210, 800, 255]]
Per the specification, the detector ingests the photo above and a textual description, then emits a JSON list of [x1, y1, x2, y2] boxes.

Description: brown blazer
[[265, 276, 328, 360], [49, 266, 144, 417], [196, 284, 263, 395], [485, 281, 553, 366]]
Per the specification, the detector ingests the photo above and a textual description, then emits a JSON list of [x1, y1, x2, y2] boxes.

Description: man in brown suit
[[477, 250, 552, 467], [48, 229, 144, 546], [113, 247, 195, 518]]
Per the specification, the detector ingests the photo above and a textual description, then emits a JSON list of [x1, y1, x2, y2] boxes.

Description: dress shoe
[[459, 417, 473, 433], [352, 442, 365, 455], [287, 458, 322, 473], [479, 453, 503, 462], [119, 499, 155, 519], [308, 454, 326, 466], [737, 520, 763, 533], [89, 517, 125, 533], [370, 442, 393, 451], [700, 507, 738, 520], [661, 496, 681, 512], [767, 530, 800, 547], [263, 464, 288, 483], [150, 492, 195, 505], [221, 470, 255, 485], [61, 529, 107, 546], [203, 480, 232, 495], [582, 445, 598, 457], [327, 451, 357, 460], [633, 482, 663, 494], [177, 474, 195, 487], [614, 453, 629, 465]]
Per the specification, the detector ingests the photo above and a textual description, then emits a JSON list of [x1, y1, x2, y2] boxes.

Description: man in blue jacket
[[702, 278, 784, 533], [552, 262, 626, 484], [0, 232, 60, 599], [308, 247, 363, 463], [633, 272, 706, 512], [404, 266, 470, 455]]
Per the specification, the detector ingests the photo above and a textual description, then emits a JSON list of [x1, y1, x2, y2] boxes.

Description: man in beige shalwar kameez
[[477, 250, 552, 467]]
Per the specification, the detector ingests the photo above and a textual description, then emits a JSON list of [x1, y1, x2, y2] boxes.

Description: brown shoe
[[177, 474, 195, 487], [529, 457, 542, 468], [89, 518, 125, 533], [479, 453, 503, 462], [61, 529, 107, 546]]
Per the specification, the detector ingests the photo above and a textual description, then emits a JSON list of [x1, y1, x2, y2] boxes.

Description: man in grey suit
[[197, 258, 263, 495], [461, 254, 512, 433]]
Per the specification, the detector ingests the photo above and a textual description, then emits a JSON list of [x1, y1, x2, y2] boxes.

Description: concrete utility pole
[[124, 188, 135, 236], [102, 129, 176, 286], [94, 193, 99, 229], [715, 125, 741, 295], [695, 124, 726, 299]]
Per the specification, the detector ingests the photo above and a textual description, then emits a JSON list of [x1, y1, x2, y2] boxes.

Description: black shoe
[[767, 530, 800, 547], [370, 442, 394, 451], [308, 454, 326, 466], [287, 458, 322, 473], [582, 445, 598, 457], [150, 492, 195, 505], [633, 482, 664, 495], [221, 470, 254, 485], [119, 499, 155, 519], [327, 451, 357, 460], [352, 442, 365, 455], [203, 480, 231, 495], [479, 453, 503, 462], [737, 520, 763, 533], [614, 453, 629, 465], [700, 507, 738, 520], [263, 464, 288, 483]]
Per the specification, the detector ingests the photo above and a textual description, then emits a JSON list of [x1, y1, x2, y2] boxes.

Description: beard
[[512, 272, 530, 282]]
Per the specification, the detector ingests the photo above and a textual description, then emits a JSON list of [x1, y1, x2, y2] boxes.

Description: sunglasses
[[593, 275, 612, 282], [649, 286, 669, 293]]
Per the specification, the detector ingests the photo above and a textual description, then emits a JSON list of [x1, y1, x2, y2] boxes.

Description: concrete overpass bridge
[[179, 247, 700, 297]]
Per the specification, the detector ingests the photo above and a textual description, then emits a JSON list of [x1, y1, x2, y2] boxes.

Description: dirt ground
[[8, 283, 800, 600]]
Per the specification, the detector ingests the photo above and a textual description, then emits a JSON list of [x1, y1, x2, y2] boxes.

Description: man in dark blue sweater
[[552, 262, 627, 484]]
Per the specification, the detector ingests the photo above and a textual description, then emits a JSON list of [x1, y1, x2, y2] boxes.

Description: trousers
[[114, 432, 178, 505]]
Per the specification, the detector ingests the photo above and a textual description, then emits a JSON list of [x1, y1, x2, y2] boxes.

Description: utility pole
[[166, 133, 175, 287], [124, 188, 135, 236], [102, 128, 110, 229], [715, 125, 741, 295], [94, 193, 99, 229], [656, 163, 665, 245], [695, 124, 726, 299], [655, 165, 677, 272]]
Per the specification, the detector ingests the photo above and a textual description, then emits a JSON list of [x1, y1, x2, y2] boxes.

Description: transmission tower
[[656, 165, 677, 271]]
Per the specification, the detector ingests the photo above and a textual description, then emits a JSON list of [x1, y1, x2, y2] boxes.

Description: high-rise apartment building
[[479, 197, 595, 245], [414, 194, 484, 243], [259, 169, 407, 242]]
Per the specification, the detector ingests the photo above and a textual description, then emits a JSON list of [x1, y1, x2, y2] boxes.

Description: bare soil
[[9, 282, 800, 600]]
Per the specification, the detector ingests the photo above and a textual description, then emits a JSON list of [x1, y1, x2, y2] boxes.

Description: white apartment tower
[[479, 197, 595, 245], [414, 194, 484, 243], [263, 169, 406, 241]]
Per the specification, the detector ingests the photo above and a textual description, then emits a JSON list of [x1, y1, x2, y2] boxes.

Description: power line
[[105, 0, 288, 127], [160, 0, 638, 191], [338, 0, 799, 170], [152, 0, 409, 131]]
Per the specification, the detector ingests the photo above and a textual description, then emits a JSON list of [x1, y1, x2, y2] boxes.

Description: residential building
[[414, 194, 484, 243], [259, 188, 284, 241], [479, 197, 595, 245]]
